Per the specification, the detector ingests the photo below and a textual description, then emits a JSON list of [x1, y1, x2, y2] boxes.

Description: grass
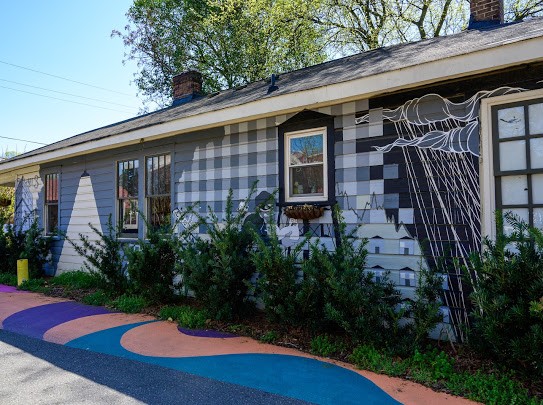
[[82, 290, 111, 306], [111, 294, 148, 313], [18, 278, 48, 293], [0, 272, 17, 286], [260, 330, 280, 344], [49, 270, 101, 290], [350, 345, 543, 405], [310, 335, 347, 358], [159, 305, 208, 329]]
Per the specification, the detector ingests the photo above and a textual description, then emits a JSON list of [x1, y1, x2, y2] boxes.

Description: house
[[1, 0, 542, 340]]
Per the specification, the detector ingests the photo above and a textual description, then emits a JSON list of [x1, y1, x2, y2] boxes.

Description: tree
[[116, 0, 543, 107], [113, 0, 327, 109], [505, 0, 543, 20]]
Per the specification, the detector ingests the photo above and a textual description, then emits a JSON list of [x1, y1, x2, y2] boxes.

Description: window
[[44, 173, 58, 234], [117, 159, 139, 235], [146, 154, 171, 228], [481, 89, 543, 239], [492, 98, 543, 233], [285, 127, 327, 202]]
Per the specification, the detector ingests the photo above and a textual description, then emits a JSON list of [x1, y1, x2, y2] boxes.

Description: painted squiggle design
[[374, 121, 479, 155], [356, 87, 525, 156]]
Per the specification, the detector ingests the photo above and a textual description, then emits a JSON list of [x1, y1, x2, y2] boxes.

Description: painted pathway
[[0, 286, 478, 405]]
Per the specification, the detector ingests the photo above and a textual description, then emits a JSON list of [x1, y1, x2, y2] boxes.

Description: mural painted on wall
[[14, 175, 40, 230], [354, 86, 528, 339]]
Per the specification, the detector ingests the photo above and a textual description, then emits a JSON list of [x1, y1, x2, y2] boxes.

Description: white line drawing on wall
[[356, 86, 527, 341]]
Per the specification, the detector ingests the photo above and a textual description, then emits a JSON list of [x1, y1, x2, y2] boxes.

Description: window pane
[[500, 175, 528, 205], [119, 199, 138, 233], [533, 208, 543, 230], [528, 103, 543, 135], [46, 204, 58, 233], [290, 134, 323, 165], [530, 138, 543, 169], [499, 140, 526, 171], [290, 165, 324, 196], [532, 174, 543, 204], [146, 154, 170, 196], [148, 196, 171, 228], [45, 174, 58, 203], [503, 208, 529, 236], [118, 160, 138, 198], [498, 106, 525, 138]]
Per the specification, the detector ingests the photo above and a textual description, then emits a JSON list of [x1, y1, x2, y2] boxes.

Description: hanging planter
[[284, 204, 325, 220]]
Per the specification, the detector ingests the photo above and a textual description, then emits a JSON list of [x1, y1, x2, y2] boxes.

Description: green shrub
[[296, 207, 403, 348], [251, 201, 309, 324], [159, 305, 208, 329], [401, 265, 445, 353], [49, 271, 101, 290], [0, 273, 17, 286], [0, 217, 51, 278], [125, 224, 180, 303], [182, 188, 256, 321], [66, 216, 128, 294], [260, 330, 279, 343], [466, 212, 543, 376], [82, 290, 111, 306], [112, 294, 148, 313], [18, 278, 48, 293], [310, 334, 346, 357]]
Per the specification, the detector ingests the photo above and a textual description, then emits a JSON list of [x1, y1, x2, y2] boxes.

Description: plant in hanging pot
[[283, 204, 325, 220]]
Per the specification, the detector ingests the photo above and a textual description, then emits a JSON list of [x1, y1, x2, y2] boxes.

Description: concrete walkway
[[0, 287, 477, 405]]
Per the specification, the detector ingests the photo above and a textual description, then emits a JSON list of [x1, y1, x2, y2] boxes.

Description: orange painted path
[[0, 288, 478, 405]]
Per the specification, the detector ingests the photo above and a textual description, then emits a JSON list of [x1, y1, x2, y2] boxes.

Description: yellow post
[[17, 259, 29, 286]]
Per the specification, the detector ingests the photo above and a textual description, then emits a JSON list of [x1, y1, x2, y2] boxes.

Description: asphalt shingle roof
[[5, 17, 543, 163]]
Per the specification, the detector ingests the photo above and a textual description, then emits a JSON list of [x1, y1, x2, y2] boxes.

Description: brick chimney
[[172, 70, 202, 106], [469, 0, 504, 29]]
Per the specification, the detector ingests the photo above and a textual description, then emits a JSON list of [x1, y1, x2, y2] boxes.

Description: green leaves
[[466, 211, 543, 376], [115, 0, 326, 108]]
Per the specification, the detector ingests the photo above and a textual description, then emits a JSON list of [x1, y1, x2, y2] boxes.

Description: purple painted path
[[178, 326, 237, 338], [2, 301, 113, 339], [0, 284, 27, 293]]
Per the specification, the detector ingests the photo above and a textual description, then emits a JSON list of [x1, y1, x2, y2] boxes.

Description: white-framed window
[[481, 89, 543, 239], [145, 153, 171, 229], [117, 159, 139, 236], [44, 173, 59, 235], [284, 127, 328, 202]]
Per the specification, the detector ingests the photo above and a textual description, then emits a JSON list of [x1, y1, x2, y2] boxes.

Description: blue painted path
[[67, 323, 402, 405]]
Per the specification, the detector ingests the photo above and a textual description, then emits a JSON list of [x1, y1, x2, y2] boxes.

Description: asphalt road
[[0, 330, 311, 405]]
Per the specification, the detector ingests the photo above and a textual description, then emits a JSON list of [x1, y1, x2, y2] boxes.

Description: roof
[[3, 17, 543, 168]]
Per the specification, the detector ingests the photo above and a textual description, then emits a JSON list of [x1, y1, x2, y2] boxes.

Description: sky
[[0, 1, 142, 156]]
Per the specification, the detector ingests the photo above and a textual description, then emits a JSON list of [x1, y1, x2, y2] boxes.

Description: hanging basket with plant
[[283, 204, 325, 220]]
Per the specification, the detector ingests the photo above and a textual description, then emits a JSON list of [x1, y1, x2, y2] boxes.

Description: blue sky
[[0, 1, 142, 156]]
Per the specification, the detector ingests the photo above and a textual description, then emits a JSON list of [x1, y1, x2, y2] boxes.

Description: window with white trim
[[44, 173, 59, 235], [117, 159, 139, 236], [285, 127, 327, 202], [145, 154, 171, 228], [492, 98, 543, 233]]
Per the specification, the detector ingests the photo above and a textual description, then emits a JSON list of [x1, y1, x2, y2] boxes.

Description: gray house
[[1, 0, 543, 339]]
